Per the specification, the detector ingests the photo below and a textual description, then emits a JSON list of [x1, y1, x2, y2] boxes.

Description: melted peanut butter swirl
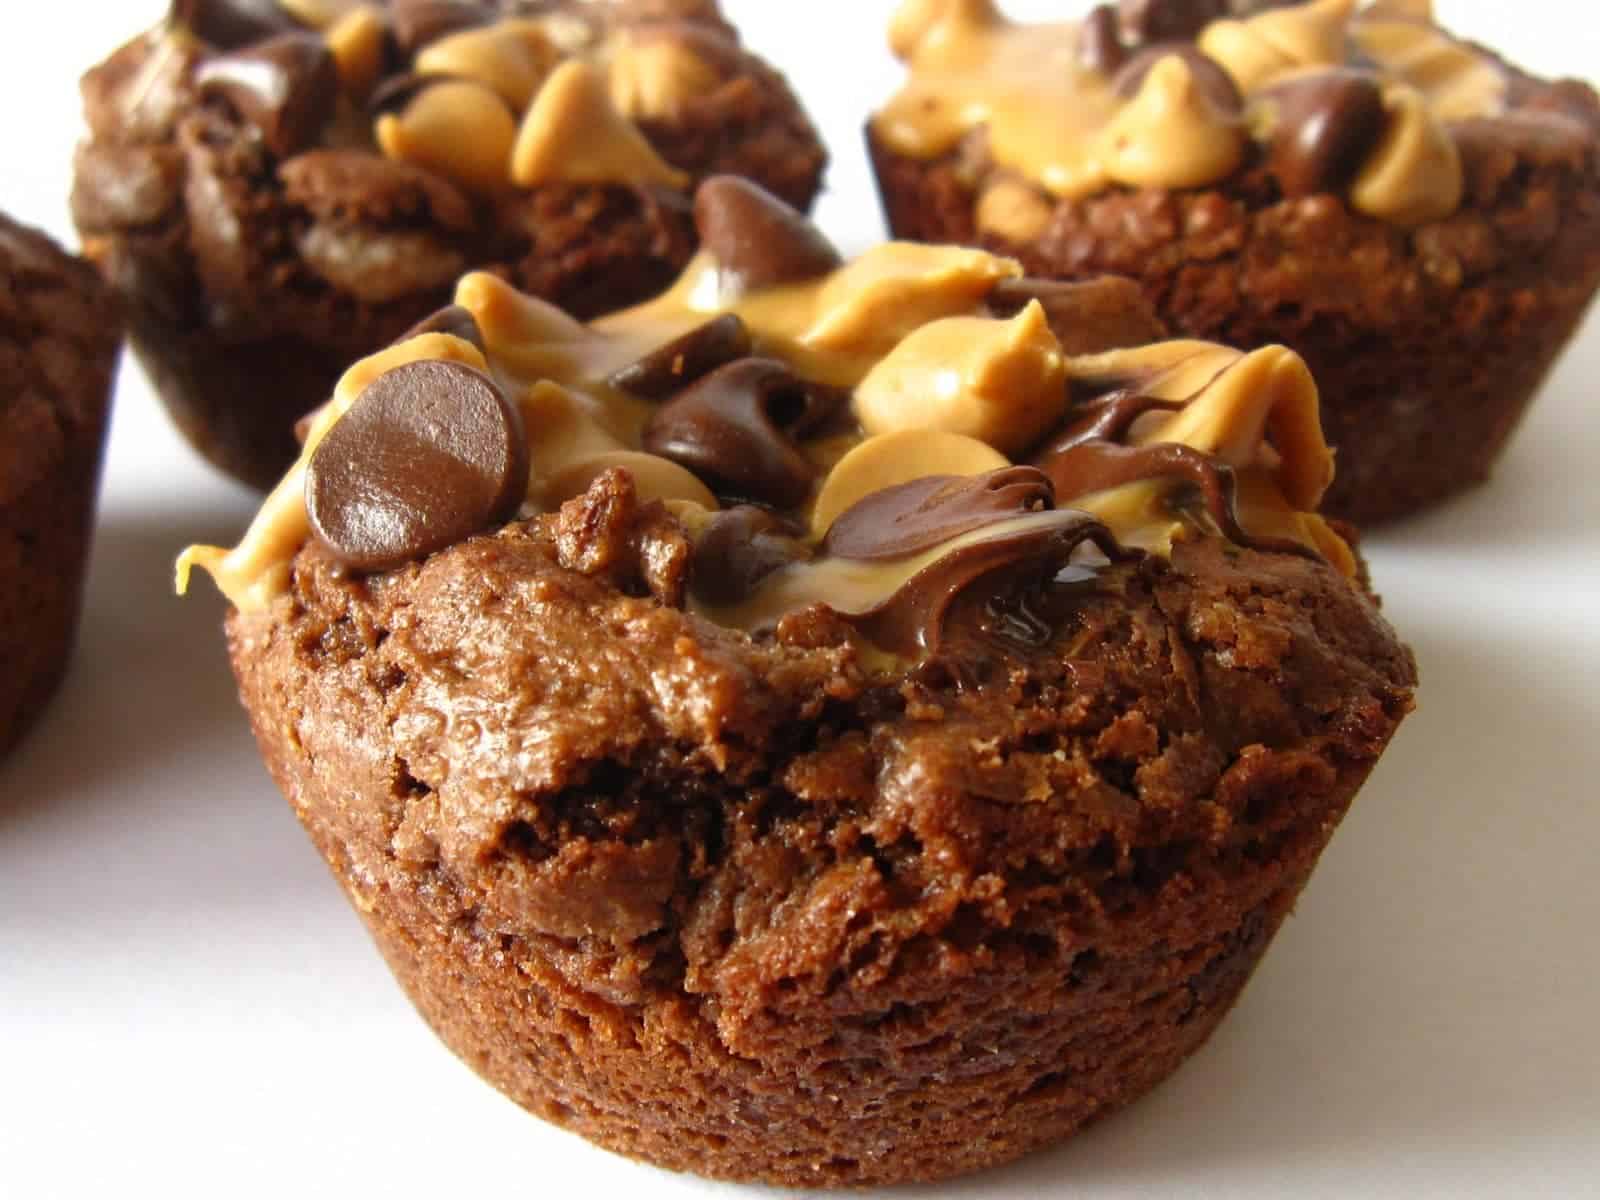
[[875, 0, 1508, 228], [180, 185, 1353, 659]]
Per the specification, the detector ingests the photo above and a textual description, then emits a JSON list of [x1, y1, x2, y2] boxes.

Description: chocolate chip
[[400, 304, 486, 351], [1261, 69, 1389, 198], [692, 176, 842, 299], [641, 358, 846, 508], [608, 314, 752, 400], [1112, 44, 1242, 115], [689, 506, 810, 607], [988, 277, 1167, 356], [823, 468, 1057, 561], [195, 33, 339, 158], [306, 360, 529, 572], [1079, 5, 1129, 74], [390, 0, 494, 56], [1117, 0, 1226, 45], [170, 0, 301, 50]]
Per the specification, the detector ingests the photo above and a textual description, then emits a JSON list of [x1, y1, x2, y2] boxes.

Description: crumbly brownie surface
[[231, 495, 1414, 1186], [869, 0, 1600, 524], [73, 1, 827, 489], [0, 216, 120, 756]]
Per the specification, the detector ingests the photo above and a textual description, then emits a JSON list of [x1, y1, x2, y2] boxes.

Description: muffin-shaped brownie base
[[74, 9, 827, 490], [0, 217, 119, 756], [228, 480, 1415, 1186], [869, 98, 1600, 526]]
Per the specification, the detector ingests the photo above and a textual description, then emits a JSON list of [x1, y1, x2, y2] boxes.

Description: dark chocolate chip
[[1117, 0, 1227, 45], [1261, 69, 1389, 197], [170, 0, 301, 50], [608, 314, 753, 400], [390, 0, 494, 55], [847, 509, 1135, 657], [1112, 43, 1242, 115], [641, 358, 846, 508], [988, 276, 1168, 356], [692, 176, 842, 299], [823, 468, 1057, 561], [1079, 4, 1129, 74], [306, 359, 529, 572], [195, 33, 339, 158], [689, 506, 810, 607], [400, 304, 486, 351]]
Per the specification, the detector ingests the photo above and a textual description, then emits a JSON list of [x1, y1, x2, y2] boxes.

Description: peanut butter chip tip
[[511, 59, 689, 189]]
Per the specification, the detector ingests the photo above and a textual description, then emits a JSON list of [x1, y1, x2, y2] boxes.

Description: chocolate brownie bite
[[869, 0, 1600, 524], [73, 0, 827, 491], [181, 180, 1415, 1186], [0, 216, 121, 758]]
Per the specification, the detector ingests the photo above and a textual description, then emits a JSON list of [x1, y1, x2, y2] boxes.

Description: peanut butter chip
[[854, 301, 1067, 456], [975, 178, 1055, 245], [415, 19, 558, 109], [376, 79, 516, 195], [811, 431, 1010, 538], [511, 60, 689, 189], [306, 359, 529, 572], [1349, 84, 1463, 226], [607, 33, 723, 122], [1099, 55, 1246, 190], [888, 0, 1003, 62], [324, 6, 386, 101]]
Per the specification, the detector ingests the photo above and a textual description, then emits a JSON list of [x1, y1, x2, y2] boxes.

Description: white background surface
[[2, 3, 1597, 1197]]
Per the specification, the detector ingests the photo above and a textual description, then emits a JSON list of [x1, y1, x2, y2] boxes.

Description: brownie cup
[[869, 0, 1600, 524], [182, 180, 1416, 1186], [0, 216, 121, 758], [73, 0, 827, 491]]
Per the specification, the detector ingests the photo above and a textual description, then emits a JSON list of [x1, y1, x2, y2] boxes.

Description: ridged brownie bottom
[[868, 120, 1600, 526], [0, 402, 110, 757], [355, 861, 1306, 1186]]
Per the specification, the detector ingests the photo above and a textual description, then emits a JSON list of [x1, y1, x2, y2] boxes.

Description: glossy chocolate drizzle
[[723, 467, 1139, 659], [845, 508, 1133, 658], [1031, 388, 1323, 562]]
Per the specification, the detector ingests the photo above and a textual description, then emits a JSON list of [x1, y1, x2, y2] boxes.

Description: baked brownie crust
[[228, 483, 1415, 1186], [74, 6, 827, 490], [0, 217, 120, 755]]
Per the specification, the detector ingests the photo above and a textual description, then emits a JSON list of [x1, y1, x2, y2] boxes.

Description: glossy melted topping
[[179, 178, 1354, 660], [153, 0, 742, 194], [875, 0, 1509, 229]]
